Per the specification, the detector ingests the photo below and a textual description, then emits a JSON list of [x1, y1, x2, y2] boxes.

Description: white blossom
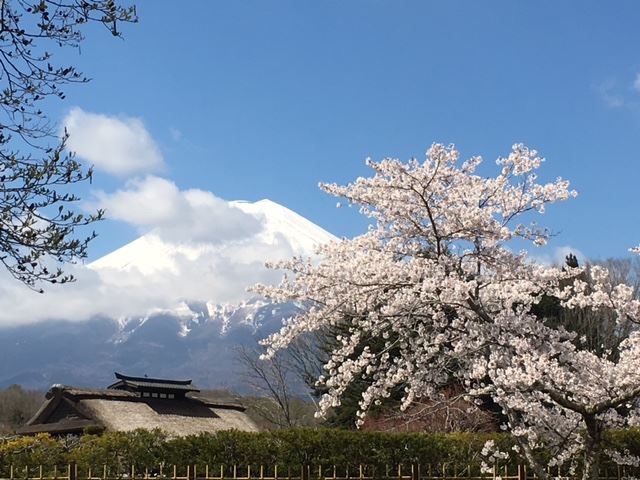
[[252, 144, 640, 480]]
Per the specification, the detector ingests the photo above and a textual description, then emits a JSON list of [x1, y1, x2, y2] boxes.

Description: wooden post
[[517, 465, 526, 480]]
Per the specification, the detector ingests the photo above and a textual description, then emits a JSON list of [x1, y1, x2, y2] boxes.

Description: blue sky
[[51, 1, 639, 262]]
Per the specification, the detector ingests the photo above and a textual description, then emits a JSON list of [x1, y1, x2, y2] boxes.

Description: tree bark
[[582, 414, 602, 480]]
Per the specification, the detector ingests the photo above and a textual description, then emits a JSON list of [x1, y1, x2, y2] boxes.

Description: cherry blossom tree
[[254, 144, 640, 479]]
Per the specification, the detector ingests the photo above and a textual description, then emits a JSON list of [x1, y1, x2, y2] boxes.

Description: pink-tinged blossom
[[252, 144, 640, 479]]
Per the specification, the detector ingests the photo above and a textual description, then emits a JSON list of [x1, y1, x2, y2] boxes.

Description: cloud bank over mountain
[[91, 175, 263, 244], [0, 198, 335, 327], [0, 107, 336, 328]]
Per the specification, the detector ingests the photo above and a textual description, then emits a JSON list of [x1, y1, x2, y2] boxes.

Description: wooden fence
[[0, 465, 638, 480]]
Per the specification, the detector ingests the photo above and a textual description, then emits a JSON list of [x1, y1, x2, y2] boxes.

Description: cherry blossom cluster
[[253, 144, 639, 480]]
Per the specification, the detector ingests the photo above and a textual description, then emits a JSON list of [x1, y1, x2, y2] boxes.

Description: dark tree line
[[0, 384, 42, 434]]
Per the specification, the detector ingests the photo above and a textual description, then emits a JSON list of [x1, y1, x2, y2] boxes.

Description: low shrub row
[[0, 429, 513, 473], [1, 428, 640, 474]]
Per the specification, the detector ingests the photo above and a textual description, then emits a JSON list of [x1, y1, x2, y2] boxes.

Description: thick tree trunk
[[582, 414, 602, 480]]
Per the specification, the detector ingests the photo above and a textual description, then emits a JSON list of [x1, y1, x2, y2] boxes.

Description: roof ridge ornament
[[113, 371, 194, 386]]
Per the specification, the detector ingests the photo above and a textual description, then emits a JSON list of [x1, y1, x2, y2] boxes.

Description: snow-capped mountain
[[0, 199, 335, 392], [90, 199, 334, 275]]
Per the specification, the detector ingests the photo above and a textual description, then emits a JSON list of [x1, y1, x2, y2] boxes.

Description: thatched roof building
[[18, 373, 259, 436]]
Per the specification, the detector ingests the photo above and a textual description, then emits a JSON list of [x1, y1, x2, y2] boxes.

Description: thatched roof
[[46, 385, 134, 399], [78, 397, 256, 434], [19, 384, 259, 436], [18, 419, 98, 435]]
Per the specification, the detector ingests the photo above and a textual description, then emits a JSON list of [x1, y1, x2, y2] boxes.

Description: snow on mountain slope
[[82, 198, 336, 332], [0, 198, 335, 327], [232, 199, 336, 255], [90, 199, 336, 274]]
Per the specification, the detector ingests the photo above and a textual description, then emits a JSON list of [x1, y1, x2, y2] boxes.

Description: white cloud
[[91, 175, 263, 244], [0, 177, 336, 327], [528, 245, 586, 267], [634, 73, 640, 93], [169, 127, 183, 141], [596, 79, 625, 108], [0, 239, 293, 326], [0, 109, 336, 327], [595, 74, 640, 109], [63, 107, 165, 176], [0, 194, 311, 326], [551, 245, 586, 266]]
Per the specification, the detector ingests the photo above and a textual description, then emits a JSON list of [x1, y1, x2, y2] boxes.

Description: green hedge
[[5, 428, 640, 476], [0, 428, 513, 474], [13, 427, 640, 474]]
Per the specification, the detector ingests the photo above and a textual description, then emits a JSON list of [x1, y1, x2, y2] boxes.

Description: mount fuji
[[0, 199, 336, 392]]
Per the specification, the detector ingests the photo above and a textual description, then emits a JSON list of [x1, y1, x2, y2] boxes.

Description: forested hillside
[[0, 386, 43, 434]]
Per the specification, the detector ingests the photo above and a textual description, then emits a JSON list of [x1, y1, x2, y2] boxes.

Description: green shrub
[[7, 427, 640, 472], [0, 434, 66, 475]]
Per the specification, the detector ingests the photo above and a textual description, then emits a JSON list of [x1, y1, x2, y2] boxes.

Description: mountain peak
[[91, 198, 336, 275]]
